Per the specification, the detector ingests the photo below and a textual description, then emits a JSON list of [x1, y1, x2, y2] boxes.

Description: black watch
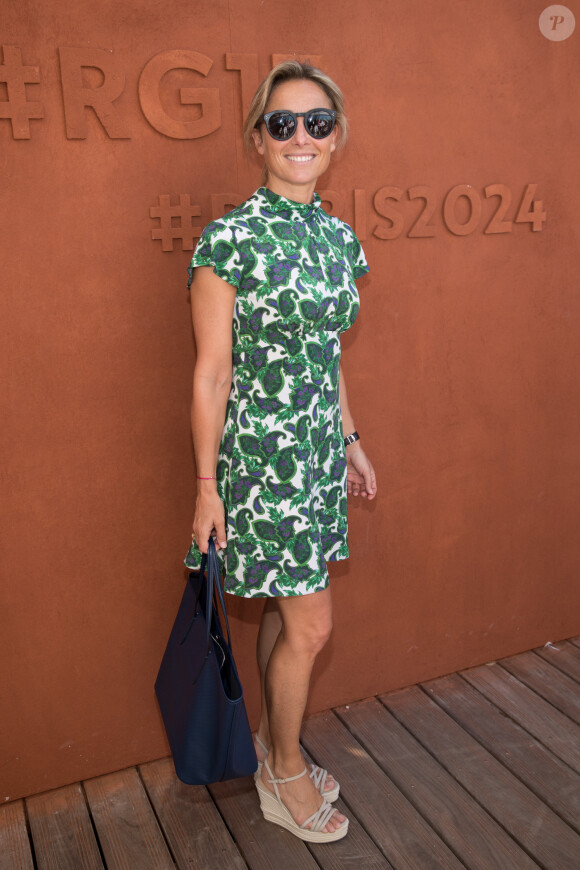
[[344, 431, 360, 447]]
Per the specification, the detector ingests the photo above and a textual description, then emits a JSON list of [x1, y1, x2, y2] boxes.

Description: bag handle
[[199, 538, 233, 653]]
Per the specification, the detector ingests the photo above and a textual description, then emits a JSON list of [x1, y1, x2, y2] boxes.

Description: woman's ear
[[252, 127, 265, 156], [330, 126, 338, 153]]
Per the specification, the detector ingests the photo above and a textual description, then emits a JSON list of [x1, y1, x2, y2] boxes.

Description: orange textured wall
[[1, 0, 579, 801]]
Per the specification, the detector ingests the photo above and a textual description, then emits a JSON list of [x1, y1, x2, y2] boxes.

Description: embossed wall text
[[150, 184, 547, 250], [0, 45, 44, 138], [58, 47, 130, 139], [1, 47, 322, 141], [139, 50, 220, 139]]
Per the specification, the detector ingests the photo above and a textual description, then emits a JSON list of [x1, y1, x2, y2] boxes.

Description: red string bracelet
[[196, 475, 216, 480]]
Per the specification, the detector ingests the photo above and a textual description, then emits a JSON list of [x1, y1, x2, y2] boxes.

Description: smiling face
[[251, 78, 338, 204]]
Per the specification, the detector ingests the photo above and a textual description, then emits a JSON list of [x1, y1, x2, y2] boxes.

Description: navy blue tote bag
[[155, 539, 257, 784]]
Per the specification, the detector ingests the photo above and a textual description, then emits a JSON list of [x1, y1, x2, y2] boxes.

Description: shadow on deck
[[2, 638, 580, 870]]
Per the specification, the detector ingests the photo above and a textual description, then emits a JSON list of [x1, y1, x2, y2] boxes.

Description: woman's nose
[[293, 117, 310, 145]]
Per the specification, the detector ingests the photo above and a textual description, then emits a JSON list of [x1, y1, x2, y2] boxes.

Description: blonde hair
[[242, 60, 348, 150]]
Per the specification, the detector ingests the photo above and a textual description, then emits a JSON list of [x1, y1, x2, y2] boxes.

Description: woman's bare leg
[[260, 586, 345, 832], [255, 598, 281, 751], [255, 597, 337, 793]]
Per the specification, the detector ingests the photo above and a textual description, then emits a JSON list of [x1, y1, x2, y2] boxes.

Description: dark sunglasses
[[262, 108, 337, 141]]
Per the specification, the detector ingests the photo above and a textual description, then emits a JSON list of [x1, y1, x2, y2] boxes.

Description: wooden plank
[[210, 740, 393, 870], [83, 767, 174, 870], [26, 783, 104, 870], [462, 662, 580, 774], [301, 710, 464, 870], [209, 774, 320, 870], [423, 672, 580, 833], [302, 742, 395, 870], [336, 697, 539, 870], [0, 801, 34, 870], [381, 685, 580, 870], [569, 636, 580, 649], [535, 640, 580, 683], [500, 650, 580, 725], [140, 757, 246, 870]]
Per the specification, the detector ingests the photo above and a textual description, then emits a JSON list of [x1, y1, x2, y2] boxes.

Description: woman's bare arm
[[190, 266, 236, 552], [339, 365, 377, 500], [338, 365, 356, 436]]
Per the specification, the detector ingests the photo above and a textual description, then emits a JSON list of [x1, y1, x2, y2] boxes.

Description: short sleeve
[[347, 232, 369, 279], [187, 219, 241, 292]]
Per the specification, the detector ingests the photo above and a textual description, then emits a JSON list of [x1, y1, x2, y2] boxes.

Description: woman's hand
[[192, 481, 227, 553], [346, 443, 377, 499]]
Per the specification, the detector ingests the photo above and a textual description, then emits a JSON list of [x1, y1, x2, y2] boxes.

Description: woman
[[185, 61, 376, 842]]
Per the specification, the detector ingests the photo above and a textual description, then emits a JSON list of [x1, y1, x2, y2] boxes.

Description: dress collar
[[254, 186, 322, 221]]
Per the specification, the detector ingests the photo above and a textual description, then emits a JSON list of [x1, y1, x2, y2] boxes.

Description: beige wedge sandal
[[254, 735, 340, 802], [256, 759, 348, 842]]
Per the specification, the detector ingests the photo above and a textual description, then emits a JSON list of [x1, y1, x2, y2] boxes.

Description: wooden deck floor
[[2, 638, 580, 870]]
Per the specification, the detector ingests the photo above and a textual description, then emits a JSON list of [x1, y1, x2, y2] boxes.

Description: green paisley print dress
[[184, 187, 369, 597]]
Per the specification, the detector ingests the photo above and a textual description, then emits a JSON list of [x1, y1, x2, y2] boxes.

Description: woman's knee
[[287, 621, 332, 657], [280, 595, 333, 656], [309, 614, 333, 654]]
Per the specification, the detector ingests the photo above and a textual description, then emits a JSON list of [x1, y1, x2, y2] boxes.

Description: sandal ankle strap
[[268, 766, 308, 785], [263, 759, 309, 805]]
